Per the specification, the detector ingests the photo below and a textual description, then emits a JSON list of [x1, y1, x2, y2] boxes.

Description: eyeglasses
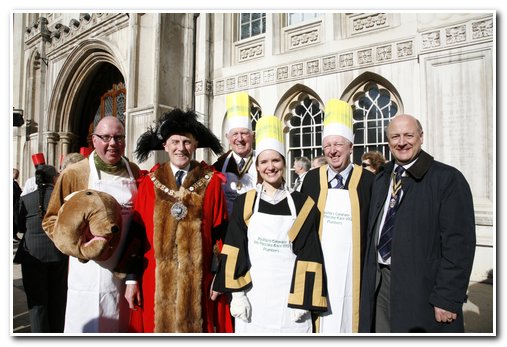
[[93, 134, 126, 143], [361, 162, 371, 168]]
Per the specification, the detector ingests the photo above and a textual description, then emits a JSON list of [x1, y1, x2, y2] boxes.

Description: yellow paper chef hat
[[255, 115, 285, 157], [322, 99, 354, 143], [225, 91, 251, 133]]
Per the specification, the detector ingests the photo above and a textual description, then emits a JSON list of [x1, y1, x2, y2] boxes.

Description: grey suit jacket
[[17, 187, 67, 262]]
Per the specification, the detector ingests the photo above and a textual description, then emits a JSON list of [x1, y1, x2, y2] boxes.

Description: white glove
[[230, 291, 251, 323], [290, 308, 309, 322]]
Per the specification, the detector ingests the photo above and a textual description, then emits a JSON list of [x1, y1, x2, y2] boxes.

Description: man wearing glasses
[[43, 116, 140, 333]]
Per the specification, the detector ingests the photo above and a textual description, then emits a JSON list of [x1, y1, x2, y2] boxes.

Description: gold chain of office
[[149, 171, 213, 198]]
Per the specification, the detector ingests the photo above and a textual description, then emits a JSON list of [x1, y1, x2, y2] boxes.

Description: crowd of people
[[12, 92, 476, 335]]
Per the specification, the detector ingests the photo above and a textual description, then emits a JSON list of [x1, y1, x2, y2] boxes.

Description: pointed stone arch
[[341, 71, 403, 111], [273, 83, 323, 124], [341, 71, 403, 164], [46, 39, 126, 158], [274, 84, 324, 184]]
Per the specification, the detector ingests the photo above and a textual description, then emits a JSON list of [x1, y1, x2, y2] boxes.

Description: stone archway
[[76, 67, 125, 150], [46, 39, 126, 167], [274, 83, 324, 122]]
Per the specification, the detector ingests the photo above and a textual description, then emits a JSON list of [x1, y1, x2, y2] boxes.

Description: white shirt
[[170, 163, 190, 184], [327, 163, 353, 188], [21, 176, 36, 196], [231, 151, 252, 170]]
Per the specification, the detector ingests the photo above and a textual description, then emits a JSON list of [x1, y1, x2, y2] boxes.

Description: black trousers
[[21, 257, 68, 333]]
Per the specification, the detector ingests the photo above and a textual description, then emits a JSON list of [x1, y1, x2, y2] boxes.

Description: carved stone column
[[59, 132, 78, 155], [44, 131, 60, 167]]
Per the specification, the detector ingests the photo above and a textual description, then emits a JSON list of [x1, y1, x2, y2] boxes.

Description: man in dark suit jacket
[[16, 165, 68, 333], [359, 114, 475, 333]]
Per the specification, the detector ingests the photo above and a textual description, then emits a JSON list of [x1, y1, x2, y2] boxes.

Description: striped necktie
[[293, 176, 301, 191], [332, 173, 344, 189], [377, 166, 405, 262], [175, 170, 184, 188], [238, 158, 245, 172]]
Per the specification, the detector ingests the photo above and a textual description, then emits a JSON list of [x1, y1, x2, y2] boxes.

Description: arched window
[[94, 82, 126, 125], [87, 82, 126, 147], [284, 94, 323, 185], [351, 81, 399, 163]]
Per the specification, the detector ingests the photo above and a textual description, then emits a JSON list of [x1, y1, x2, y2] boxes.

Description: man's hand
[[209, 275, 222, 301], [210, 290, 221, 301], [125, 282, 141, 310], [434, 306, 457, 323]]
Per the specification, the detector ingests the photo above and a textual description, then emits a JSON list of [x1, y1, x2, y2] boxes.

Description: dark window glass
[[286, 95, 323, 175], [352, 83, 398, 163], [239, 13, 266, 40]]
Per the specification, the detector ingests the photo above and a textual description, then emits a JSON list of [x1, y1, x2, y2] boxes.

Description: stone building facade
[[11, 12, 494, 282]]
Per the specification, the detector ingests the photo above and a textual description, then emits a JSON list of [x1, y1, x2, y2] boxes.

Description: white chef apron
[[235, 186, 312, 333], [319, 189, 353, 333], [221, 152, 256, 215], [64, 154, 137, 333]]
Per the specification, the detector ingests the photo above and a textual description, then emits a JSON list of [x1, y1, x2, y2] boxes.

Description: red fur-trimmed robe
[[128, 161, 233, 333]]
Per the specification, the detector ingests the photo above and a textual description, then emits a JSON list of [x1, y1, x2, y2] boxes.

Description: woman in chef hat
[[212, 115, 328, 333]]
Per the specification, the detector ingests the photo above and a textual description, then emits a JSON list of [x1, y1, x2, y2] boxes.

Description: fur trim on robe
[[152, 162, 212, 332]]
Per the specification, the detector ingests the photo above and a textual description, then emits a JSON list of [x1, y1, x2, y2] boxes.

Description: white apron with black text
[[64, 156, 137, 333], [319, 188, 353, 333], [235, 187, 312, 333]]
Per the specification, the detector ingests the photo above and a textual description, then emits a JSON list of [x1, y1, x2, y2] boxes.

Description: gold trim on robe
[[221, 244, 252, 289], [287, 197, 327, 310], [288, 197, 314, 242], [348, 165, 362, 333], [288, 261, 327, 308], [313, 164, 363, 333], [243, 189, 256, 226]]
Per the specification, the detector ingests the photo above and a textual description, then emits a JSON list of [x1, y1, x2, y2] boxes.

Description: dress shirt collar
[[327, 163, 353, 184]]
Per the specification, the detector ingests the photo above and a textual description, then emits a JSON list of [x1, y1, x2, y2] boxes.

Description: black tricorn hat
[[135, 108, 224, 163]]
